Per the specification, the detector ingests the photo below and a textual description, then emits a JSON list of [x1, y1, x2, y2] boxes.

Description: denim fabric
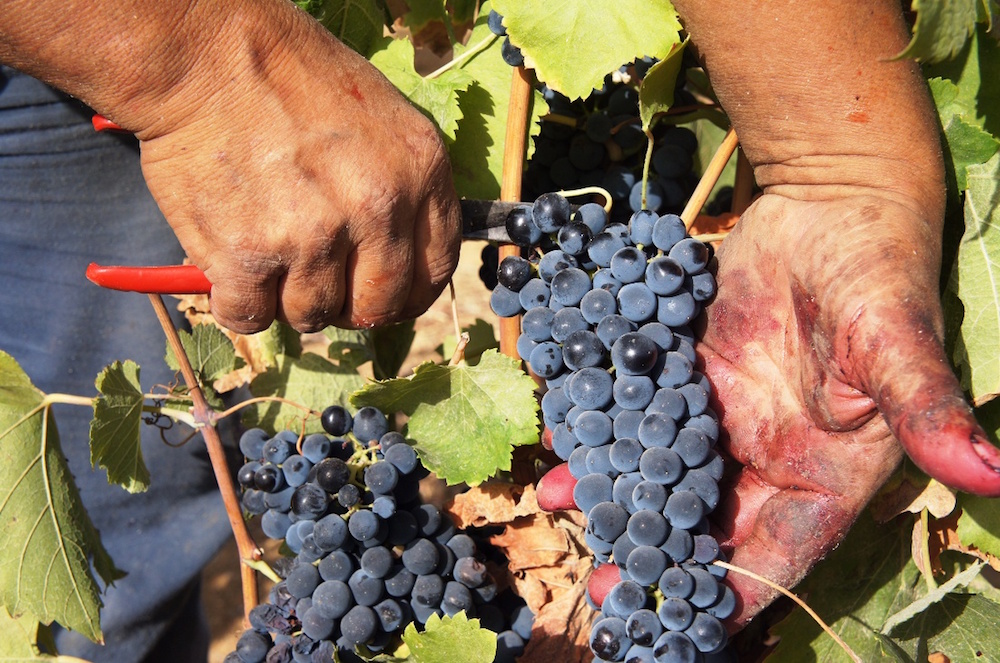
[[0, 66, 232, 662]]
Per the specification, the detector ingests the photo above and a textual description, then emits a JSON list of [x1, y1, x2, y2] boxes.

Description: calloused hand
[[700, 193, 1000, 625], [135, 10, 461, 334]]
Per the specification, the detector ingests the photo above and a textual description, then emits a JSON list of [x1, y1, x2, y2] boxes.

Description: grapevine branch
[[731, 145, 755, 215], [681, 127, 739, 229], [146, 293, 261, 622], [496, 65, 535, 359]]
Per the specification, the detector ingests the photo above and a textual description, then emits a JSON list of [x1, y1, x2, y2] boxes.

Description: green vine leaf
[[297, 0, 385, 56], [767, 512, 924, 660], [638, 40, 687, 131], [898, 0, 980, 63], [244, 352, 366, 434], [0, 351, 121, 644], [923, 23, 1000, 138], [324, 321, 416, 380], [164, 324, 245, 387], [448, 3, 545, 199], [369, 36, 474, 142], [949, 152, 1000, 405], [492, 0, 682, 100], [89, 361, 149, 494], [929, 77, 1000, 190], [401, 612, 497, 663], [881, 560, 985, 634], [351, 349, 539, 485], [436, 319, 499, 366], [890, 593, 1000, 660]]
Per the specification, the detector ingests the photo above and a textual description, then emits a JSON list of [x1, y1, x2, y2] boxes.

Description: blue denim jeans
[[0, 66, 232, 662]]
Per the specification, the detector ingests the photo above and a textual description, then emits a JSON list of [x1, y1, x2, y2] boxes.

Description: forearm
[[0, 0, 365, 140], [672, 0, 945, 219]]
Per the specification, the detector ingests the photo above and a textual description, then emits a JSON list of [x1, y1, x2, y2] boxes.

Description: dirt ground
[[202, 240, 497, 660]]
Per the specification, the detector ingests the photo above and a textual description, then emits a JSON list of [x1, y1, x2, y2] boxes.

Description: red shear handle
[[86, 263, 212, 294]]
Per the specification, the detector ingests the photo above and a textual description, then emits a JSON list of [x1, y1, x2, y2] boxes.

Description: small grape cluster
[[226, 406, 533, 663], [489, 192, 734, 662]]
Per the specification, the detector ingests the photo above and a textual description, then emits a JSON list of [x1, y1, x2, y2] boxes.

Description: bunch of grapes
[[490, 192, 734, 662], [226, 406, 533, 663]]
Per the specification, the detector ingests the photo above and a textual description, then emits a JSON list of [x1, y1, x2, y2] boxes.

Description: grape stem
[[556, 185, 614, 213], [680, 127, 739, 230], [425, 34, 498, 79], [212, 396, 320, 425], [641, 128, 655, 210], [146, 293, 262, 624], [449, 332, 471, 366], [712, 561, 863, 663], [541, 112, 579, 128]]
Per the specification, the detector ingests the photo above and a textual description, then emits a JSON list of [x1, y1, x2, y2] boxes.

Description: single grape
[[652, 631, 698, 663], [580, 288, 618, 324], [551, 306, 589, 343], [402, 538, 440, 576], [588, 231, 627, 267], [364, 461, 399, 495], [318, 549, 354, 582], [551, 267, 592, 306], [668, 238, 709, 274], [609, 437, 644, 473], [497, 255, 533, 291], [290, 483, 328, 520], [300, 434, 331, 464], [656, 291, 697, 327], [562, 329, 606, 371], [657, 597, 695, 632], [649, 215, 686, 257], [618, 282, 657, 322], [628, 209, 657, 246], [557, 222, 594, 257], [500, 37, 524, 67], [320, 405, 353, 437], [235, 629, 272, 663], [518, 278, 551, 309], [529, 341, 564, 379], [348, 509, 381, 542], [263, 437, 294, 465], [521, 305, 555, 341], [573, 472, 614, 514], [610, 246, 648, 283], [239, 428, 270, 460], [575, 409, 614, 447], [352, 406, 388, 443], [612, 471, 644, 514], [664, 490, 706, 530], [590, 616, 630, 662], [348, 569, 386, 607], [532, 192, 571, 232], [566, 366, 614, 410], [637, 413, 679, 449], [340, 605, 378, 645], [487, 10, 507, 36], [638, 447, 683, 485], [627, 509, 669, 547], [626, 609, 664, 648], [626, 545, 667, 585]]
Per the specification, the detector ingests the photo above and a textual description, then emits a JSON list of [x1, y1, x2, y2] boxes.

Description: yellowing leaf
[[369, 36, 474, 142], [493, 0, 681, 100]]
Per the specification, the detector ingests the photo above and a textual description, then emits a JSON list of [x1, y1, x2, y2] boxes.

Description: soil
[[202, 240, 498, 660]]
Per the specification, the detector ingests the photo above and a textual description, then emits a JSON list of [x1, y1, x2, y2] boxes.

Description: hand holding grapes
[[698, 192, 1000, 626]]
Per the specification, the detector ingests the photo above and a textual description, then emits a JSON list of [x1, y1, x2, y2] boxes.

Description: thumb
[[856, 303, 1000, 496]]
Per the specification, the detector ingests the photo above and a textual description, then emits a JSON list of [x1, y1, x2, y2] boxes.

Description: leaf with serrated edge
[[882, 560, 984, 634], [0, 351, 121, 643], [351, 350, 539, 485], [369, 37, 473, 142], [401, 612, 496, 663], [89, 360, 149, 494], [493, 0, 681, 100], [448, 3, 545, 199], [165, 324, 244, 386], [951, 153, 1000, 404], [638, 40, 687, 131], [898, 0, 979, 63], [244, 352, 366, 434], [891, 593, 1000, 660]]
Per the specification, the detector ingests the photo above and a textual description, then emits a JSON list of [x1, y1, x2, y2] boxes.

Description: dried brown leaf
[[871, 473, 957, 522], [928, 511, 1000, 573], [518, 558, 595, 663], [445, 482, 541, 529]]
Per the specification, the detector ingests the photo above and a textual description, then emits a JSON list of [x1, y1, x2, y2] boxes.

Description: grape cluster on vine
[[225, 406, 533, 663], [490, 192, 734, 662]]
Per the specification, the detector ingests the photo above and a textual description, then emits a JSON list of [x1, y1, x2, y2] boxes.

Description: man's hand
[[1, 1, 462, 333], [701, 193, 1000, 626]]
